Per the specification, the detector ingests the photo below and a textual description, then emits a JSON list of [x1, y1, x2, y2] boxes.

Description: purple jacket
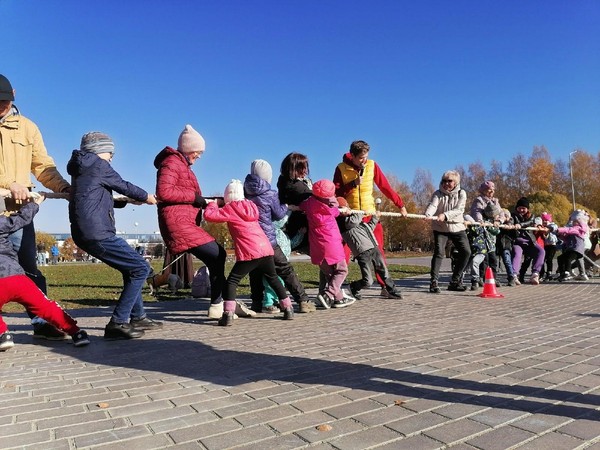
[[244, 174, 288, 246]]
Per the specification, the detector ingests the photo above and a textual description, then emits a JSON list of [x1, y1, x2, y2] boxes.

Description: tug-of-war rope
[[2, 190, 599, 269]]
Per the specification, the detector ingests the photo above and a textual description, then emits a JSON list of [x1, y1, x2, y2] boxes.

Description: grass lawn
[[3, 259, 428, 313]]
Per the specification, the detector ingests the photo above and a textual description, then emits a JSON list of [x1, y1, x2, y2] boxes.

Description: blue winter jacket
[[67, 150, 148, 243], [244, 174, 288, 246]]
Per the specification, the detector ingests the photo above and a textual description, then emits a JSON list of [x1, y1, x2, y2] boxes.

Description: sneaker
[[386, 289, 403, 299], [350, 284, 362, 300], [332, 296, 356, 308], [104, 321, 144, 340], [574, 273, 589, 281], [235, 300, 257, 318], [380, 288, 391, 298], [470, 280, 479, 291], [131, 317, 163, 330], [0, 332, 14, 352], [448, 282, 467, 292], [529, 273, 540, 285], [282, 307, 294, 320], [71, 330, 90, 347], [218, 311, 235, 326], [315, 293, 332, 309], [429, 280, 440, 294], [299, 301, 316, 313], [507, 276, 516, 287], [514, 277, 521, 286], [33, 322, 67, 341], [263, 305, 280, 314], [342, 289, 356, 301], [208, 302, 224, 319]]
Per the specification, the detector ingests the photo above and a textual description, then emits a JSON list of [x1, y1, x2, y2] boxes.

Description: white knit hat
[[224, 179, 244, 203], [250, 159, 273, 184], [177, 124, 205, 153]]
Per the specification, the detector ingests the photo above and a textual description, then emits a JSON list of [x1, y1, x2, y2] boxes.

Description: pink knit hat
[[177, 124, 205, 153], [312, 179, 335, 199]]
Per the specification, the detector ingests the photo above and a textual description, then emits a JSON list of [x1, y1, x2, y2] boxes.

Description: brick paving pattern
[[2, 268, 600, 449]]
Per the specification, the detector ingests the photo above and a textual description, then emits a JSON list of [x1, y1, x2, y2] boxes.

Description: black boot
[[429, 280, 440, 294], [104, 321, 144, 340]]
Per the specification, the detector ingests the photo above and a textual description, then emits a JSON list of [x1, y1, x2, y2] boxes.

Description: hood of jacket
[[244, 173, 270, 198], [67, 150, 100, 177], [154, 146, 190, 169], [342, 152, 361, 170]]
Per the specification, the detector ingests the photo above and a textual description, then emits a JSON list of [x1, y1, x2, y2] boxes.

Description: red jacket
[[203, 200, 273, 261], [154, 147, 214, 254]]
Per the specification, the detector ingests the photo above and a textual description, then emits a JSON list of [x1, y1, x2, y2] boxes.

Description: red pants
[[0, 275, 79, 335], [344, 219, 387, 287]]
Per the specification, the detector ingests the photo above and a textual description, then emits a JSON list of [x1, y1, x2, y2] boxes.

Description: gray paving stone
[[515, 431, 584, 449], [466, 425, 535, 449], [423, 418, 491, 445], [294, 418, 365, 443], [556, 418, 600, 440], [54, 418, 129, 439], [375, 434, 445, 450], [329, 425, 403, 449], [200, 424, 275, 449]]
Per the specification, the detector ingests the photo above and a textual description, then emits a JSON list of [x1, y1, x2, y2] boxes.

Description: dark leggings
[[188, 240, 227, 303], [225, 256, 287, 301]]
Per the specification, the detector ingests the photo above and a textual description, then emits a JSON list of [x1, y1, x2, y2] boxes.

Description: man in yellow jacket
[[0, 74, 71, 340], [333, 140, 407, 295]]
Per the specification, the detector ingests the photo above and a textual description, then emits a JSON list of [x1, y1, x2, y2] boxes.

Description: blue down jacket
[[244, 174, 288, 246], [67, 150, 148, 243]]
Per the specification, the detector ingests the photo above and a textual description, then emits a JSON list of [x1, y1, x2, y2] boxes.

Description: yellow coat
[[0, 112, 69, 211]]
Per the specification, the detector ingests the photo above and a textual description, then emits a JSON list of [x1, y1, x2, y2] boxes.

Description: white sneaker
[[235, 300, 257, 317], [529, 273, 540, 285], [574, 273, 589, 281], [208, 302, 239, 320]]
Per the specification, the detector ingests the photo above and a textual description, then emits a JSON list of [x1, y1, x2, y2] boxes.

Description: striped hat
[[80, 132, 114, 154]]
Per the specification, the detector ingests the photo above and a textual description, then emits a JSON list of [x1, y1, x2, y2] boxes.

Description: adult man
[[333, 140, 407, 295], [0, 74, 71, 339]]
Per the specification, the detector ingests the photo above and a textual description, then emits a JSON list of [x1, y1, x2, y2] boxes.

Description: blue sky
[[3, 0, 599, 233]]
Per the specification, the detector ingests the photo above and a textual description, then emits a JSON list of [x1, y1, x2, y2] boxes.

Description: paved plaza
[[2, 264, 600, 449]]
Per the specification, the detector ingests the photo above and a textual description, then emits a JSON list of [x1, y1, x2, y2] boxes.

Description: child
[[511, 197, 545, 285], [0, 193, 89, 351], [261, 214, 306, 313], [496, 208, 520, 286], [556, 210, 588, 282], [467, 203, 501, 291], [336, 198, 403, 300], [203, 179, 294, 326], [540, 212, 559, 281], [68, 132, 159, 340], [299, 180, 355, 308], [244, 159, 315, 314]]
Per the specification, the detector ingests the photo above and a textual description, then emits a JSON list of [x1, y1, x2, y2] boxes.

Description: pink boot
[[280, 298, 294, 320], [218, 300, 236, 326]]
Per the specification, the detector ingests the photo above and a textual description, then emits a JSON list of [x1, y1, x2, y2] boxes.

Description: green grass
[[3, 259, 428, 313]]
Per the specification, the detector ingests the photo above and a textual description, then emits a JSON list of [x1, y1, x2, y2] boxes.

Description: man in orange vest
[[333, 140, 407, 295]]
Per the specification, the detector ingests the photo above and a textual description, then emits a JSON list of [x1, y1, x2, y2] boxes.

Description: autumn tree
[[504, 153, 530, 202], [551, 159, 571, 199], [60, 237, 79, 261], [527, 146, 554, 193], [461, 161, 487, 202], [378, 174, 432, 251], [35, 231, 56, 251], [570, 149, 599, 213], [201, 221, 231, 249], [410, 168, 435, 210]]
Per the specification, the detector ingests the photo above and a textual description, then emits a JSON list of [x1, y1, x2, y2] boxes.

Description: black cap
[[0, 75, 15, 101], [516, 197, 530, 209]]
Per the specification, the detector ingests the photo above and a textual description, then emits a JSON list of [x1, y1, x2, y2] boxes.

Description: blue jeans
[[8, 222, 47, 320], [76, 235, 150, 323]]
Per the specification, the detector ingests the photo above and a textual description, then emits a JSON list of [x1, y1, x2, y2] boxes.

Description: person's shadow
[[42, 304, 600, 423]]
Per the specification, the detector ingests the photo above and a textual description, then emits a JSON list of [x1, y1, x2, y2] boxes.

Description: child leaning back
[[203, 179, 295, 326], [336, 197, 403, 300], [298, 180, 355, 309], [0, 192, 89, 351]]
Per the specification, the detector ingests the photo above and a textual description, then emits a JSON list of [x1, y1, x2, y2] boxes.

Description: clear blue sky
[[3, 0, 599, 233]]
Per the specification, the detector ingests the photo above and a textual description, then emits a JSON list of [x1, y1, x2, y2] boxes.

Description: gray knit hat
[[80, 131, 115, 154]]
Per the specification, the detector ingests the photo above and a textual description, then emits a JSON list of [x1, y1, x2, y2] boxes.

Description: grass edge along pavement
[[2, 258, 429, 313]]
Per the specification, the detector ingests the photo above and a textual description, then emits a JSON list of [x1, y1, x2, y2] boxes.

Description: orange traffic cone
[[478, 267, 504, 299]]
